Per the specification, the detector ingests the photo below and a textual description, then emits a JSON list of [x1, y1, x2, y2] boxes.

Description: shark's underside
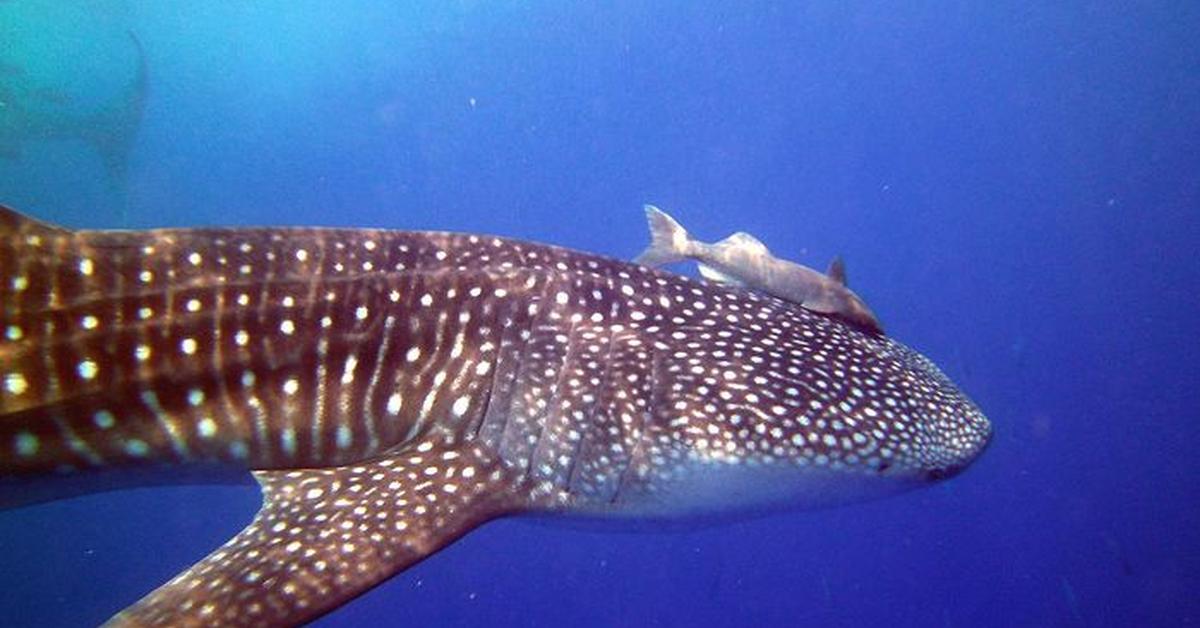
[[0, 206, 991, 626]]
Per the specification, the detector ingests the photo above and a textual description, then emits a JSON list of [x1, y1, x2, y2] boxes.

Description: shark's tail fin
[[633, 204, 691, 267], [83, 31, 147, 227]]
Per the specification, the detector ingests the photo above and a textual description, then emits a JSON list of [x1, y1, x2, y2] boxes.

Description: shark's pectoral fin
[[105, 439, 526, 627]]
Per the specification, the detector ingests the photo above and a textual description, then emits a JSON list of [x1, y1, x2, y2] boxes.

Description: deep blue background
[[1, 2, 1197, 626]]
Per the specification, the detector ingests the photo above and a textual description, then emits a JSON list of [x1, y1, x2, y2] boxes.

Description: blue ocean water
[[0, 1, 1197, 626]]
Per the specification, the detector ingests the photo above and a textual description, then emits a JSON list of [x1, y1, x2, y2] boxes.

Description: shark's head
[[610, 286, 992, 518], [856, 341, 993, 481]]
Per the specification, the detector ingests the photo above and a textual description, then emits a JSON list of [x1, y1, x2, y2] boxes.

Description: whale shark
[[0, 205, 991, 626], [0, 32, 147, 209]]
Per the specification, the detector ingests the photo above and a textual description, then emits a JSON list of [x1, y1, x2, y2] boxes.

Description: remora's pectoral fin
[[105, 440, 526, 627], [697, 263, 746, 286]]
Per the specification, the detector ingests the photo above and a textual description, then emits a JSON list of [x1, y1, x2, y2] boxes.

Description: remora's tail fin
[[633, 204, 690, 267]]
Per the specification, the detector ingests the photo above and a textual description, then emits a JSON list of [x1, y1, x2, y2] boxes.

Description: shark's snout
[[921, 408, 993, 481]]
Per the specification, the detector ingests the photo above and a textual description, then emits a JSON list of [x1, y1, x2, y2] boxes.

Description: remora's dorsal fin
[[827, 256, 848, 286], [106, 440, 530, 627], [633, 204, 691, 267], [0, 205, 70, 238], [717, 231, 770, 255]]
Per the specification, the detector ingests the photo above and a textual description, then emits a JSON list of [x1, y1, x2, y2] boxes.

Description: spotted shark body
[[0, 205, 991, 626]]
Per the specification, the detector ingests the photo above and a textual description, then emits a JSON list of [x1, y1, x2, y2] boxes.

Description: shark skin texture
[[0, 205, 991, 626]]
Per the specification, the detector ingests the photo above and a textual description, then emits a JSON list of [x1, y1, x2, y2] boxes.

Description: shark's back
[[1, 209, 642, 474]]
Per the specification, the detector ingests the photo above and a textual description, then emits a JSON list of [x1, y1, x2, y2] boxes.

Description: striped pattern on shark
[[0, 205, 991, 626]]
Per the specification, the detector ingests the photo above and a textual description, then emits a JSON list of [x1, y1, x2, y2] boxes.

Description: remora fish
[[0, 205, 990, 626], [634, 205, 884, 334]]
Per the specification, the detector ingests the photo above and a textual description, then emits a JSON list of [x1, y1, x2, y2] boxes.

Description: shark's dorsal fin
[[0, 204, 70, 238], [827, 256, 848, 286], [108, 440, 530, 626], [718, 231, 770, 255]]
